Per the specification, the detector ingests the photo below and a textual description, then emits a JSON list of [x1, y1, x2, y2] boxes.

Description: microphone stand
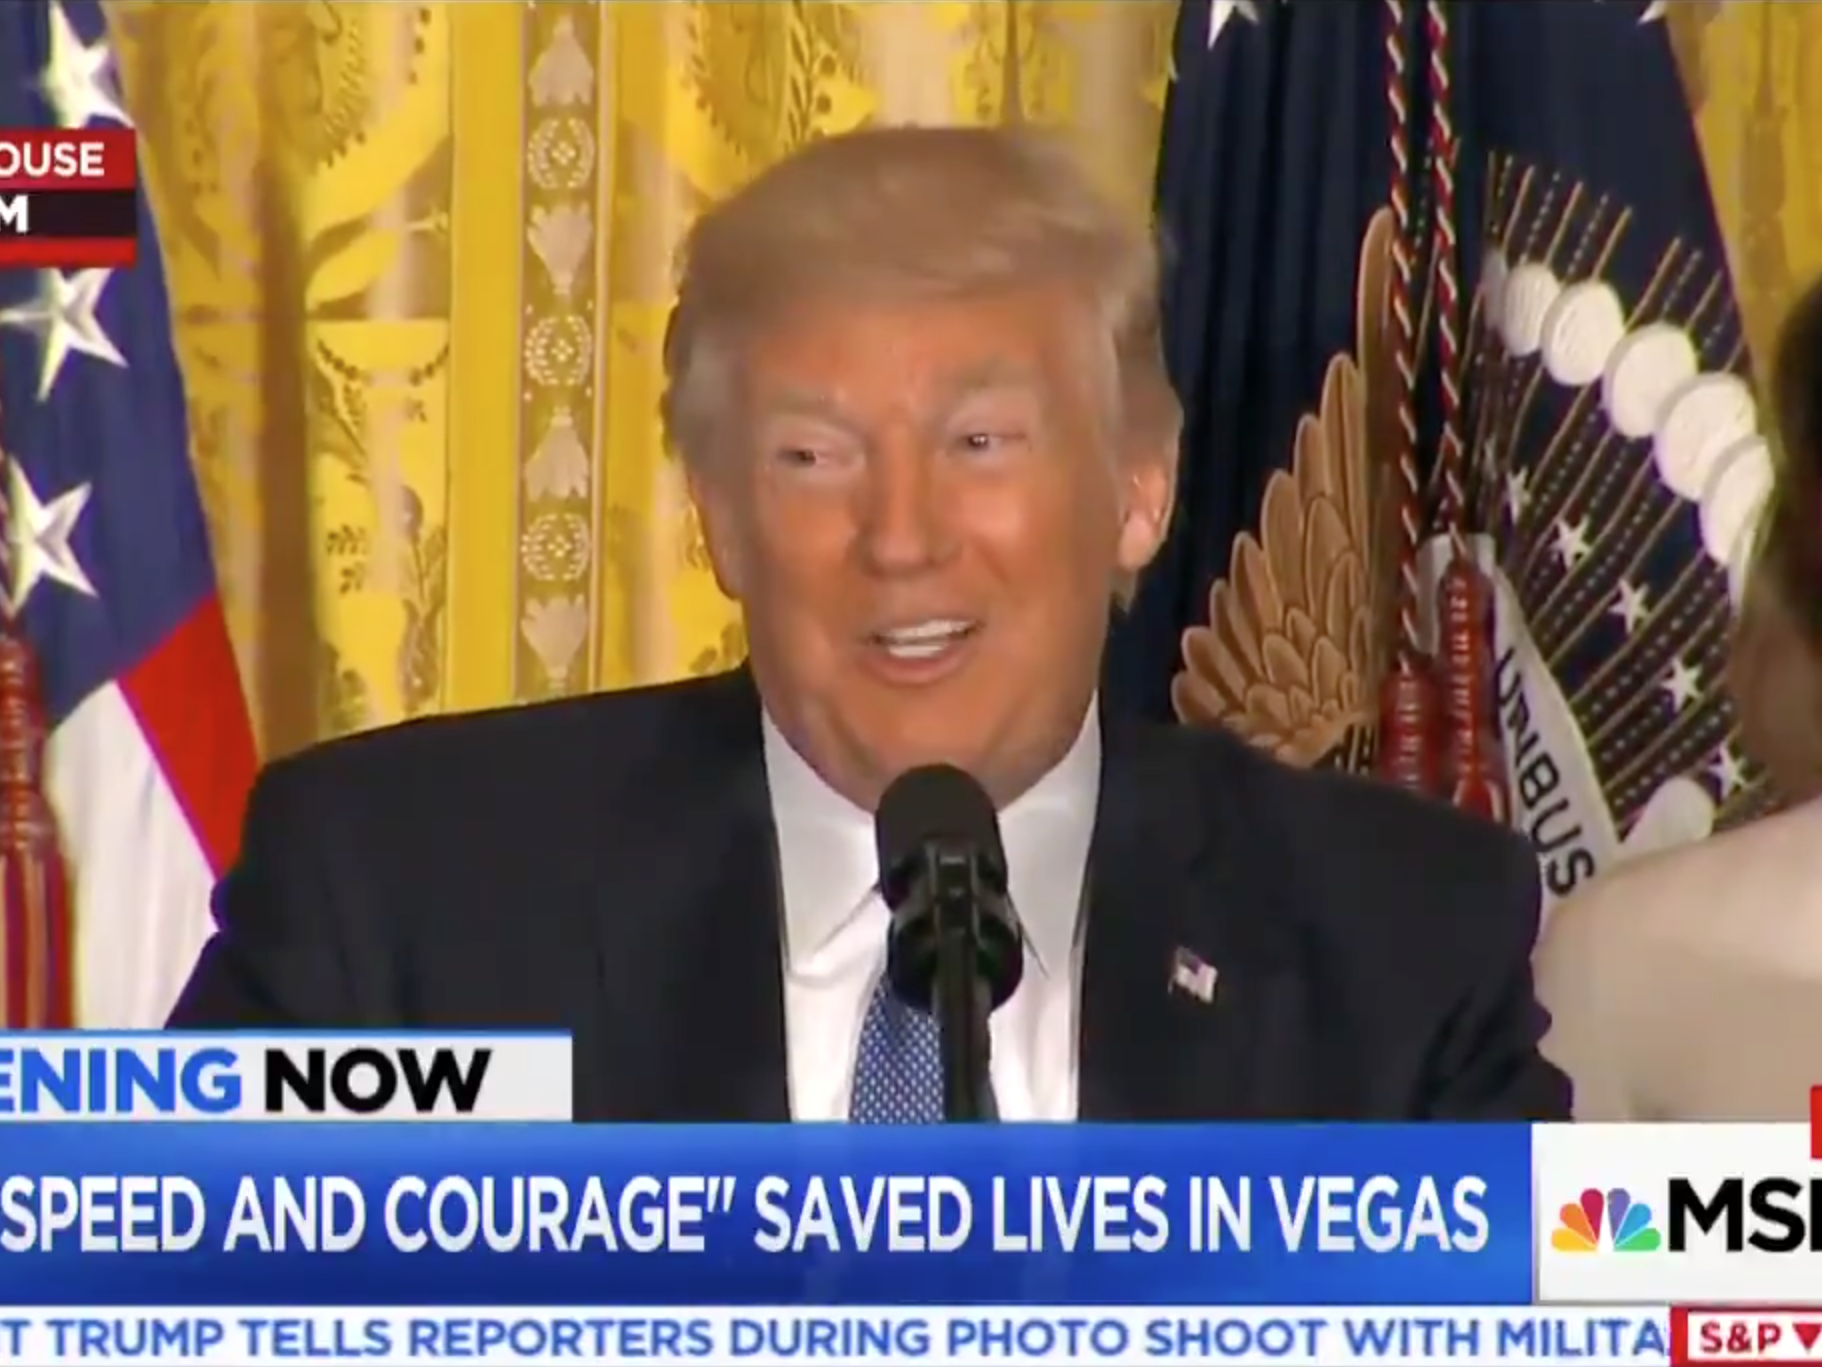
[[927, 849, 996, 1122]]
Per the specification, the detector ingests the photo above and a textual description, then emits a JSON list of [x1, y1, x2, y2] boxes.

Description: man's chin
[[787, 693, 1084, 809], [824, 726, 986, 806], [851, 727, 1050, 808]]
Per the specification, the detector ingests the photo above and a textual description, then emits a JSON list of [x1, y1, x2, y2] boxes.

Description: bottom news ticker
[[0, 1305, 1690, 1366], [16, 1306, 1822, 1366]]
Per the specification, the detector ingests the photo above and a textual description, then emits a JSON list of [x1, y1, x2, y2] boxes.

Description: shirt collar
[[764, 706, 1101, 978]]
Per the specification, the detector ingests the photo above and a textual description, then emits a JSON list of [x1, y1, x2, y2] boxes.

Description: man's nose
[[855, 442, 952, 576]]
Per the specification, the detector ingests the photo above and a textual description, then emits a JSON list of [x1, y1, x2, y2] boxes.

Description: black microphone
[[874, 765, 1023, 1122]]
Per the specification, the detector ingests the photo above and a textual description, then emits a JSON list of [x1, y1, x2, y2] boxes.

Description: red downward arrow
[[1794, 1322, 1822, 1352]]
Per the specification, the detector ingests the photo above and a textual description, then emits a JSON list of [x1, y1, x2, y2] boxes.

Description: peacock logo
[[1552, 1186, 1662, 1254]]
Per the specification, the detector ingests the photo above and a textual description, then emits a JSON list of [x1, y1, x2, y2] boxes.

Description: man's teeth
[[876, 621, 975, 658]]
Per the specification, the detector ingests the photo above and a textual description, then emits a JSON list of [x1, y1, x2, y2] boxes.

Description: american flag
[[1169, 947, 1218, 1004], [0, 1, 255, 1026]]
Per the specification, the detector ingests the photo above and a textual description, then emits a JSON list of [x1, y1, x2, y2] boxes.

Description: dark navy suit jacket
[[169, 667, 1570, 1122]]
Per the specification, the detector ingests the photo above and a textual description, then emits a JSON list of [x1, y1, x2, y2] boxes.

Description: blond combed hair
[[1729, 279, 1822, 803], [660, 124, 1183, 494]]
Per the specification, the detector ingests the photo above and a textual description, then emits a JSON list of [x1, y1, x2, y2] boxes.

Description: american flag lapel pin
[[1169, 947, 1218, 1004]]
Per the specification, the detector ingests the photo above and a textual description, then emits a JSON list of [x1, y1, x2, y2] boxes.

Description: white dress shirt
[[762, 709, 1100, 1122]]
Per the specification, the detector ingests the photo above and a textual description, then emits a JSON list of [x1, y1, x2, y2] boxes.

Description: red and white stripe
[[50, 596, 253, 1027]]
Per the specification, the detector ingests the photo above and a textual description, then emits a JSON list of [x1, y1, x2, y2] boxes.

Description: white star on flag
[[1504, 470, 1531, 523], [0, 269, 127, 400], [1609, 580, 1650, 635], [1552, 518, 1591, 570], [1661, 659, 1702, 712], [39, 0, 130, 129], [1708, 746, 1747, 799], [1208, 0, 1263, 49], [0, 458, 95, 615], [1599, 0, 1667, 25]]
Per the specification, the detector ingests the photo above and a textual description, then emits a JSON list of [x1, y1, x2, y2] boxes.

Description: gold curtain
[[1669, 3, 1822, 387], [107, 0, 1177, 758]]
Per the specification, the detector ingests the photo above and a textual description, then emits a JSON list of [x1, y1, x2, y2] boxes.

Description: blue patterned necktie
[[848, 969, 945, 1124]]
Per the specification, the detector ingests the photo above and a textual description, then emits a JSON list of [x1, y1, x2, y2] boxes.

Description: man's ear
[[687, 463, 747, 602], [1115, 442, 1176, 575]]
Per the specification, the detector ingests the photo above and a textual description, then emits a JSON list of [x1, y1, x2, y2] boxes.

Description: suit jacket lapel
[[1079, 716, 1302, 1120], [580, 667, 791, 1121]]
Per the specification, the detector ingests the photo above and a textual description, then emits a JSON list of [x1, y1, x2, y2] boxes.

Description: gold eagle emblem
[[1170, 208, 1399, 770]]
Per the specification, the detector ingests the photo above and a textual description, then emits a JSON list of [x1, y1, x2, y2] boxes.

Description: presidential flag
[[0, 1, 255, 1025], [1142, 0, 1770, 903], [1449, 0, 1774, 898]]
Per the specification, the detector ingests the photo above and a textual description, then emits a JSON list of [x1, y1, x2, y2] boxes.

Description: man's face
[[690, 285, 1172, 809]]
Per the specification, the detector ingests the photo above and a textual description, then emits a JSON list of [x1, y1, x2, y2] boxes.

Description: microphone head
[[874, 764, 1022, 1013], [874, 764, 1006, 908]]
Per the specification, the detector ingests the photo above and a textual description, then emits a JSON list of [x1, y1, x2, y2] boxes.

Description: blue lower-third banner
[[0, 1125, 1532, 1305]]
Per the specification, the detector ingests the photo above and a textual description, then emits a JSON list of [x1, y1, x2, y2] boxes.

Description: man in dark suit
[[170, 125, 1569, 1124]]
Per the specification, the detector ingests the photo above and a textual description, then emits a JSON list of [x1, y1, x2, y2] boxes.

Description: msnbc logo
[[1552, 1187, 1662, 1253]]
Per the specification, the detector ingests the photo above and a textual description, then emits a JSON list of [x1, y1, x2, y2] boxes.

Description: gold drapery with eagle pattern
[[105, 0, 1177, 757]]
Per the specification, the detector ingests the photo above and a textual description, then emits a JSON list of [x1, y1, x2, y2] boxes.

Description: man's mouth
[[867, 618, 981, 662]]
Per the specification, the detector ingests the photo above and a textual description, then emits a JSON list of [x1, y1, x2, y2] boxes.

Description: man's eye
[[955, 431, 1019, 454], [771, 444, 845, 469], [770, 444, 857, 476]]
